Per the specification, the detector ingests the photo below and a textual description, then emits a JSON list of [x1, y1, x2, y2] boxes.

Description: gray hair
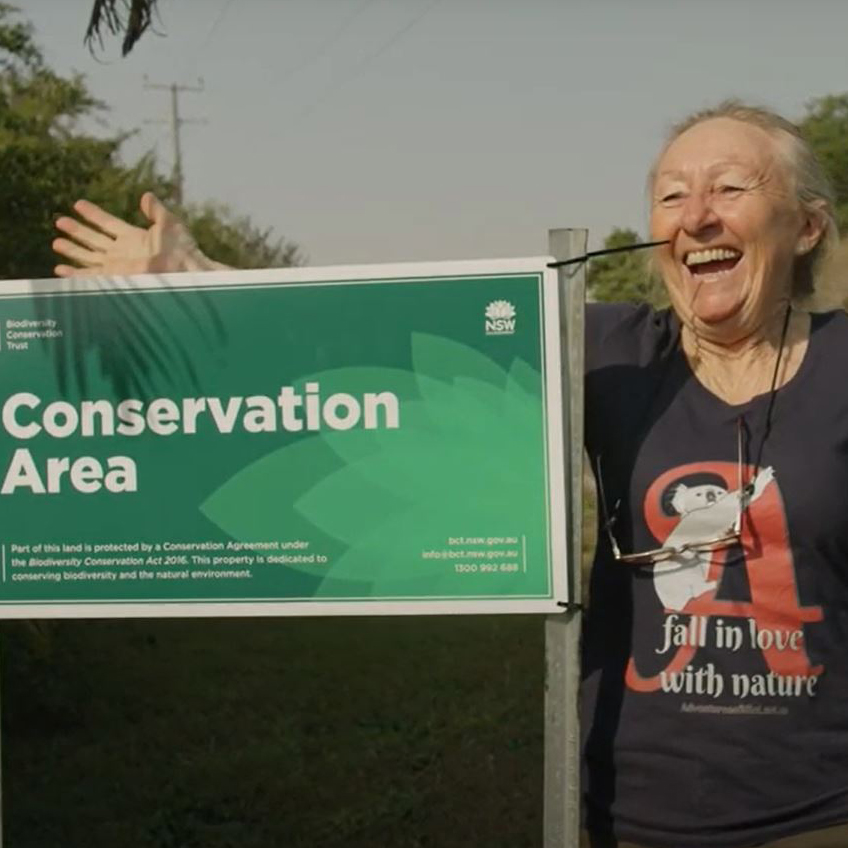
[[648, 99, 839, 296]]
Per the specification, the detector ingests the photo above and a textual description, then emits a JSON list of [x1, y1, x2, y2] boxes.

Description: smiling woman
[[583, 101, 848, 848], [51, 99, 848, 848]]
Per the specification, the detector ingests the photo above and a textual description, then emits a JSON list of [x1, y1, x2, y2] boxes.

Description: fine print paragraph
[[0, 539, 328, 585]]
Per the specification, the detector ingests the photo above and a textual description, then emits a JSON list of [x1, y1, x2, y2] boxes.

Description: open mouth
[[684, 247, 743, 277]]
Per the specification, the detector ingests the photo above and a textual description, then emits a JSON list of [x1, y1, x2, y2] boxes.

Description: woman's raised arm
[[53, 191, 231, 277]]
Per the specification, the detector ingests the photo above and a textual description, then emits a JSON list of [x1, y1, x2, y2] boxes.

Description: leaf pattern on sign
[[200, 334, 546, 596]]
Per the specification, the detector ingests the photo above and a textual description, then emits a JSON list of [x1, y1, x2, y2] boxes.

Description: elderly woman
[[53, 101, 847, 848], [580, 102, 845, 848]]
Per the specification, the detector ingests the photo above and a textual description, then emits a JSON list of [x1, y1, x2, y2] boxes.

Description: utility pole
[[144, 77, 206, 205]]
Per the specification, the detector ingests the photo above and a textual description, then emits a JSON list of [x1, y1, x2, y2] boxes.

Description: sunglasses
[[597, 418, 751, 565]]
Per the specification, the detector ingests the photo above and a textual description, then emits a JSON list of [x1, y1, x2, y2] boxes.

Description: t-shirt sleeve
[[584, 303, 677, 456], [585, 302, 672, 372]]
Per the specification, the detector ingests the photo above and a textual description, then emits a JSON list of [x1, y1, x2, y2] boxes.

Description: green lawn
[[1, 615, 545, 848]]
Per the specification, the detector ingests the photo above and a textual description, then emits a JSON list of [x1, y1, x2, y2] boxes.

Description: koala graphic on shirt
[[653, 465, 775, 612]]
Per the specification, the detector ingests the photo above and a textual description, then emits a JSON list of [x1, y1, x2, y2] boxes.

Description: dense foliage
[[586, 227, 666, 307], [799, 93, 848, 234]]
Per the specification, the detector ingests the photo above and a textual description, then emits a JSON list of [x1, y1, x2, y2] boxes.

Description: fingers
[[55, 216, 114, 252], [140, 191, 170, 226], [54, 264, 91, 278], [52, 237, 101, 267], [72, 199, 134, 238], [54, 263, 108, 278]]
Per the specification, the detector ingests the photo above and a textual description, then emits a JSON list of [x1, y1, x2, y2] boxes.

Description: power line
[[275, 0, 381, 88], [137, 0, 442, 200], [193, 0, 236, 63], [293, 0, 444, 124]]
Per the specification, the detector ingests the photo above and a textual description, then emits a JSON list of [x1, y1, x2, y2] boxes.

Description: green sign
[[0, 259, 567, 617]]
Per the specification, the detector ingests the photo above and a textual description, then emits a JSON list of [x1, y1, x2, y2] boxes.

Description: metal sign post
[[544, 228, 587, 848]]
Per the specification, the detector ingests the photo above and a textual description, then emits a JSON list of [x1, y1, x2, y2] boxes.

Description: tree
[[183, 202, 303, 270], [586, 227, 666, 307], [84, 0, 158, 56], [0, 3, 123, 278], [799, 94, 848, 234], [0, 4, 298, 280]]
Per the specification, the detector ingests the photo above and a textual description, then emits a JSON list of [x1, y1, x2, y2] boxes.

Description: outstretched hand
[[53, 192, 227, 277]]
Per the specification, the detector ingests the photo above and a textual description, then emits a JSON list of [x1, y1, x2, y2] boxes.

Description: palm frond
[[84, 0, 160, 57]]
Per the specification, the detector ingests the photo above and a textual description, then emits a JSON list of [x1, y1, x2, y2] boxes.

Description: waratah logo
[[485, 300, 516, 335]]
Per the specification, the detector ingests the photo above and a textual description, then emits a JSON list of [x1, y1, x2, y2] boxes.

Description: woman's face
[[650, 117, 818, 340]]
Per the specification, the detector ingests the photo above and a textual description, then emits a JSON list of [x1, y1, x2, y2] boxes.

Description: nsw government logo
[[485, 300, 516, 336]]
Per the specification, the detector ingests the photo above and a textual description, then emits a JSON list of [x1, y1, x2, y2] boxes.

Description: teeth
[[685, 247, 741, 267]]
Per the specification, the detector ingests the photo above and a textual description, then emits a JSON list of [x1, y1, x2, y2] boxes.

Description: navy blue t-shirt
[[582, 303, 848, 848]]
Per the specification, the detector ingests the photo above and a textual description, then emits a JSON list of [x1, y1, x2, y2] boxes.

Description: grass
[[1, 615, 545, 848]]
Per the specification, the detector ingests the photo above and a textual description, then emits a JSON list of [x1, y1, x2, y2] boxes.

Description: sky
[[22, 0, 848, 266]]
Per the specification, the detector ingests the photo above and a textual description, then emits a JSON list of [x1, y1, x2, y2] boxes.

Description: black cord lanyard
[[546, 239, 669, 269], [747, 300, 792, 476]]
